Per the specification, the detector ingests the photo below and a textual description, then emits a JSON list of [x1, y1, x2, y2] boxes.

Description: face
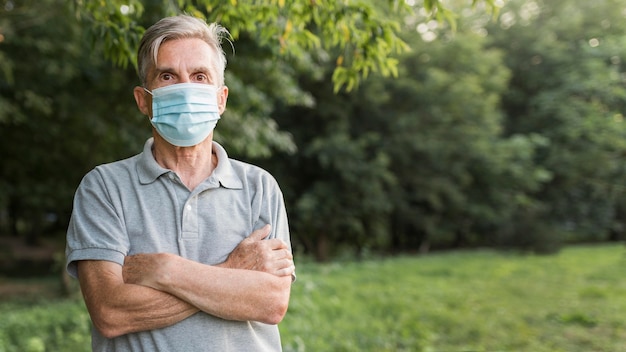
[[133, 37, 229, 118]]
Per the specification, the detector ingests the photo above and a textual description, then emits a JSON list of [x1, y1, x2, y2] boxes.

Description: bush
[[0, 300, 91, 352]]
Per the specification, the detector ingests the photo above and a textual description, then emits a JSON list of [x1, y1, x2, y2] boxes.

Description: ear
[[217, 85, 229, 115], [133, 86, 152, 117]]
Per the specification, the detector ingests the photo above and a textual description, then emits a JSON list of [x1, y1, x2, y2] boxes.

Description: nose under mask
[[144, 83, 221, 147]]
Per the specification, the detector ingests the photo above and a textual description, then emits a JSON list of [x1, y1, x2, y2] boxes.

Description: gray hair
[[137, 15, 229, 86]]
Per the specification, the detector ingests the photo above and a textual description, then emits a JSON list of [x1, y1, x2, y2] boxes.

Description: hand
[[222, 224, 295, 277]]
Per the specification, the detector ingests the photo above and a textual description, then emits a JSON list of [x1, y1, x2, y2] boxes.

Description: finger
[[274, 248, 293, 260], [246, 224, 272, 242], [266, 238, 289, 251], [274, 257, 294, 272], [276, 262, 296, 277]]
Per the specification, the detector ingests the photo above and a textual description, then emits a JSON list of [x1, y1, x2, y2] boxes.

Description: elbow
[[261, 277, 291, 325], [263, 299, 289, 325], [89, 306, 127, 339], [92, 319, 123, 339], [98, 325, 125, 340]]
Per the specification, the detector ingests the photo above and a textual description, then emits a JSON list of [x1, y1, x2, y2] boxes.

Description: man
[[65, 15, 295, 351]]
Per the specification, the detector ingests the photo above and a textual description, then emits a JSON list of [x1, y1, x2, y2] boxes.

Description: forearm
[[78, 260, 199, 338], [148, 254, 292, 324]]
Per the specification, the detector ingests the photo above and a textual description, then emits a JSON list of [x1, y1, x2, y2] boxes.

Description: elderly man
[[66, 15, 295, 351]]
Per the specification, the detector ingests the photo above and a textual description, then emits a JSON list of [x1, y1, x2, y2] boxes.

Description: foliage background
[[1, 0, 626, 261]]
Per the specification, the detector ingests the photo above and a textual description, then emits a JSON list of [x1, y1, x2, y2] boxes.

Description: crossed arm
[[77, 225, 295, 339]]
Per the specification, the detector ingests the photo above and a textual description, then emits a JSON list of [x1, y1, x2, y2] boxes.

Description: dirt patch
[[0, 237, 62, 260], [0, 279, 57, 300], [0, 237, 70, 300], [0, 237, 64, 277]]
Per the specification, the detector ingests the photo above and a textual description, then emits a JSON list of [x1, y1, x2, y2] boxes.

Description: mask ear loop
[[143, 87, 153, 96]]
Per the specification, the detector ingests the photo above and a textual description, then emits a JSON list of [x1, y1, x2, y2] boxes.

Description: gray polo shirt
[[66, 138, 291, 351]]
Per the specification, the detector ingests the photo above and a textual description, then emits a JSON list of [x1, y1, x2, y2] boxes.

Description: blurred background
[[1, 0, 626, 350], [2, 0, 626, 265]]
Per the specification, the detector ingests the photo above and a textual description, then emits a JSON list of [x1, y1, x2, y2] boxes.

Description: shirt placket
[[181, 193, 199, 239]]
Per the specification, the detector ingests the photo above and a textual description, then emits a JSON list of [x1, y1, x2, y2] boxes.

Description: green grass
[[2, 244, 626, 351], [281, 244, 626, 352]]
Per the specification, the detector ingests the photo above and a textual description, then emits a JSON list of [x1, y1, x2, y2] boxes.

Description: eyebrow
[[152, 65, 214, 79]]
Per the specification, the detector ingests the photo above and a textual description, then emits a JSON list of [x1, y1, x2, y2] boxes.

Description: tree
[[66, 0, 414, 161], [486, 0, 626, 246], [0, 0, 145, 241], [378, 27, 554, 252], [264, 0, 626, 257], [265, 12, 537, 258], [71, 0, 499, 90], [265, 71, 395, 260]]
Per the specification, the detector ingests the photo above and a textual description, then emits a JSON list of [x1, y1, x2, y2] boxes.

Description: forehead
[[153, 38, 217, 74]]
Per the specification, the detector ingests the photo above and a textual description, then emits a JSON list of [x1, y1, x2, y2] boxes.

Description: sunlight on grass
[[1, 244, 625, 351], [282, 244, 626, 352]]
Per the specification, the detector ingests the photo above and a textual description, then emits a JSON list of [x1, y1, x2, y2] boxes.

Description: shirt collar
[[137, 138, 168, 184], [211, 141, 243, 189], [137, 138, 243, 189]]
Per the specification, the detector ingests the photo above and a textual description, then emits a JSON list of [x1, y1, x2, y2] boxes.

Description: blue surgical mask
[[144, 83, 221, 147]]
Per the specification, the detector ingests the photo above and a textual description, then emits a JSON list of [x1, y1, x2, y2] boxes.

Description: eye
[[161, 73, 174, 81], [194, 73, 209, 83]]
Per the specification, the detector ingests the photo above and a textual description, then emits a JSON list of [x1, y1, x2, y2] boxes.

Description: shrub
[[0, 300, 91, 352]]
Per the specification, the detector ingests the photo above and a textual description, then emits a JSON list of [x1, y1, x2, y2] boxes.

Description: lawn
[[282, 244, 626, 351], [1, 244, 625, 351]]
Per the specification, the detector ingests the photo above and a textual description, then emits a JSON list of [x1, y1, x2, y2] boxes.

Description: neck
[[152, 135, 217, 190]]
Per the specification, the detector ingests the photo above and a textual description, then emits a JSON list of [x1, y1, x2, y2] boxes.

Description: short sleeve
[[65, 168, 130, 278]]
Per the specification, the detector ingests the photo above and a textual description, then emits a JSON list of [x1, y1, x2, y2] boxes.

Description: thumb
[[247, 224, 271, 241]]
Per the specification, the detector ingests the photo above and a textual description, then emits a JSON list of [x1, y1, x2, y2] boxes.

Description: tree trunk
[[315, 232, 330, 262]]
